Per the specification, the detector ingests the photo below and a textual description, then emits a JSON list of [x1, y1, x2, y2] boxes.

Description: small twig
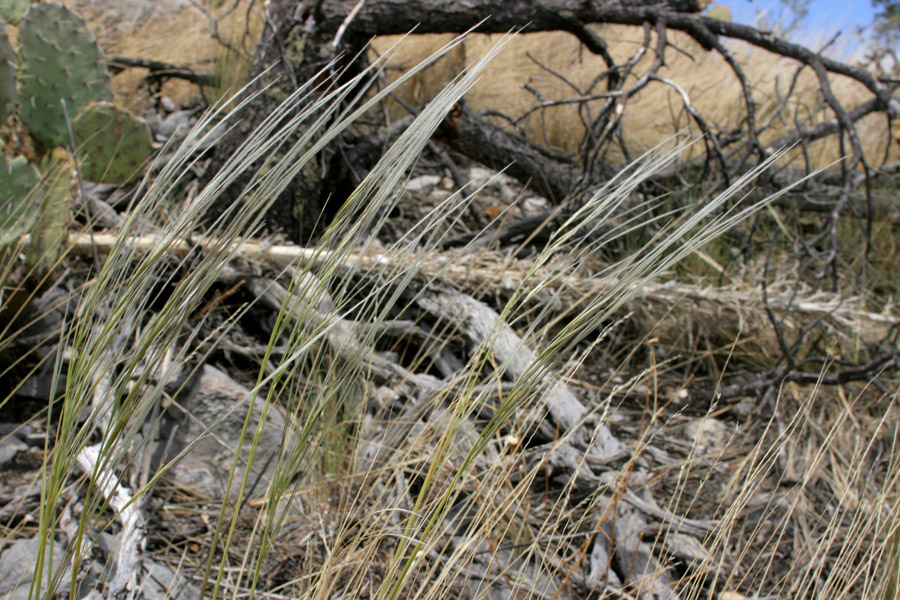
[[76, 444, 146, 598], [711, 348, 900, 401], [107, 56, 219, 87], [332, 0, 367, 52], [650, 74, 729, 185]]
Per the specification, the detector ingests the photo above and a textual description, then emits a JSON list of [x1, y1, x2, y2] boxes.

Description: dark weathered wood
[[446, 102, 588, 202], [317, 0, 707, 42]]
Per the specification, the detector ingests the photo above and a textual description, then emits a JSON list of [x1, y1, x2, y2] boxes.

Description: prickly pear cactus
[[0, 21, 14, 122], [72, 102, 153, 184], [0, 0, 30, 25], [17, 2, 113, 146], [0, 154, 41, 246]]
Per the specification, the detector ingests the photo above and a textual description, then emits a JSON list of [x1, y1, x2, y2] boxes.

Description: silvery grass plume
[[29, 31, 512, 600], [10, 28, 892, 600]]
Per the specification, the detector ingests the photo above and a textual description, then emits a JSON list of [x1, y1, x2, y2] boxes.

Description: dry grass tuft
[[0, 8, 895, 600]]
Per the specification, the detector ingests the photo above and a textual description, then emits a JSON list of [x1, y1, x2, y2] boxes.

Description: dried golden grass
[[64, 2, 893, 169], [692, 381, 900, 599], [61, 0, 262, 108], [373, 28, 896, 168]]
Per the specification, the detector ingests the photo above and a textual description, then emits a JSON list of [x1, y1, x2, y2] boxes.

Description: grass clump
[[0, 31, 896, 600]]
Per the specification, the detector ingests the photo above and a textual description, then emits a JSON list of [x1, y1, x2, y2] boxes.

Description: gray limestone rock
[[139, 560, 201, 600], [0, 536, 72, 600], [166, 365, 287, 500]]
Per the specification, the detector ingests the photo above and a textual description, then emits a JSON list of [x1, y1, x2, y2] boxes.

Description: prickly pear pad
[[0, 22, 14, 122], [0, 154, 41, 245], [73, 101, 153, 184], [0, 0, 30, 25], [17, 2, 113, 146]]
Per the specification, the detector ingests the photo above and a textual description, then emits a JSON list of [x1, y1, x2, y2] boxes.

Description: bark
[[317, 0, 707, 44], [443, 102, 587, 202]]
